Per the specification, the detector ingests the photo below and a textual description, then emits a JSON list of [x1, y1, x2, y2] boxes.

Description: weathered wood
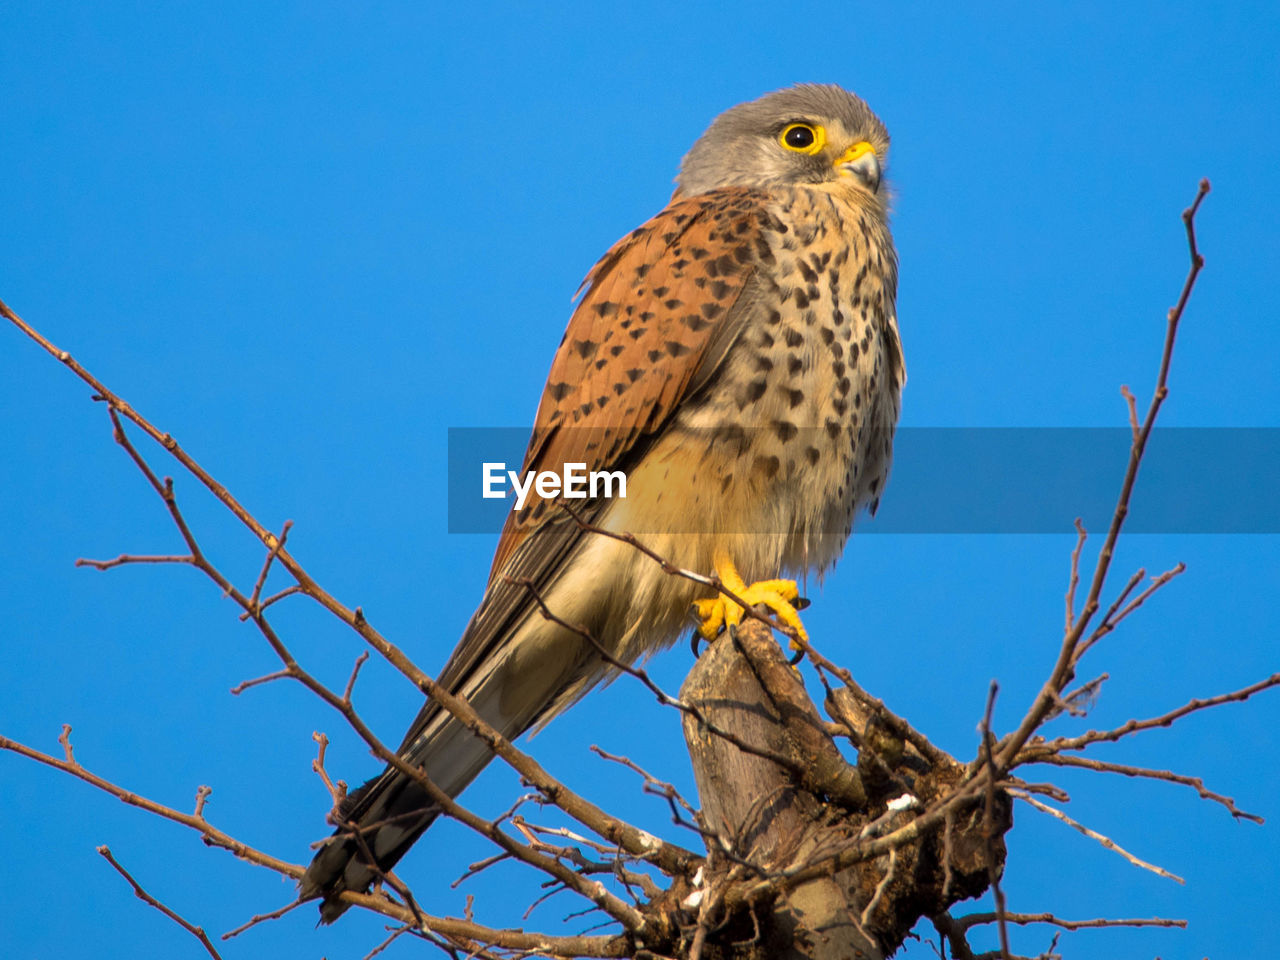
[[681, 620, 881, 959], [676, 618, 1008, 959]]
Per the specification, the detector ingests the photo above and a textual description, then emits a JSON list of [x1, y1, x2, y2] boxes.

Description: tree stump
[[677, 618, 1007, 959]]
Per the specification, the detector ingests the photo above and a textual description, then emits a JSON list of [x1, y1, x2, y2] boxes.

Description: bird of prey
[[301, 83, 904, 920]]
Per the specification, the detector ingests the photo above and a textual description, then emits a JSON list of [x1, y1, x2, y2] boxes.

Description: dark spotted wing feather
[[488, 187, 764, 576], [382, 188, 770, 778]]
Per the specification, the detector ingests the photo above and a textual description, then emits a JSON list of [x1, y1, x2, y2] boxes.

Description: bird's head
[[675, 84, 889, 203]]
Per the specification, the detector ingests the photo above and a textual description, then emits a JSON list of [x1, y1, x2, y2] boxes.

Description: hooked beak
[[835, 141, 880, 193]]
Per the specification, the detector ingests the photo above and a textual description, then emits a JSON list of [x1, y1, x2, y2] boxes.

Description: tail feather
[[300, 772, 440, 922], [298, 636, 579, 920], [300, 522, 611, 920]]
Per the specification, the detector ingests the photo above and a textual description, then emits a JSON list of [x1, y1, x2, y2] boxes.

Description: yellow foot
[[692, 549, 809, 649]]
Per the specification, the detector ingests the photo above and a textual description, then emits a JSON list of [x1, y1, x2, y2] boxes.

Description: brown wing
[[489, 187, 763, 577], [377, 188, 769, 765]]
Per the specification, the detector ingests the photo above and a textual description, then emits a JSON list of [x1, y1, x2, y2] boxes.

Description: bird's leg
[[692, 549, 809, 649]]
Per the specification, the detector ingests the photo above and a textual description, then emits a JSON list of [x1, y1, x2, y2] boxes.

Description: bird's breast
[[641, 185, 903, 578]]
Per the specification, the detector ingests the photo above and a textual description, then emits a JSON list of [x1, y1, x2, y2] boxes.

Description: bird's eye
[[779, 122, 825, 154]]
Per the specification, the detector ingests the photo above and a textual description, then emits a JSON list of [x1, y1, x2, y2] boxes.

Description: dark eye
[[785, 125, 814, 148], [779, 122, 825, 154]]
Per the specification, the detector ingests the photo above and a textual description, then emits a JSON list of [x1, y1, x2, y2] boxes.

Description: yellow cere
[[834, 140, 876, 167], [778, 122, 827, 155]]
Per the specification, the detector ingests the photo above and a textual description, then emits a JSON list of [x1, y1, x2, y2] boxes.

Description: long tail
[[299, 678, 523, 923], [299, 625, 598, 919], [300, 515, 618, 920], [299, 764, 441, 922]]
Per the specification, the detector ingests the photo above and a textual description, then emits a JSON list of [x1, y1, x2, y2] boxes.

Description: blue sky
[[2, 2, 1278, 958]]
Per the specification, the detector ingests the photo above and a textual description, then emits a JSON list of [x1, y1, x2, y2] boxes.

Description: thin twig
[[229, 669, 292, 696], [452, 853, 512, 889], [77, 553, 195, 570], [240, 585, 303, 621], [1064, 519, 1086, 634], [979, 682, 1011, 960], [1007, 788, 1184, 883], [221, 899, 304, 940], [955, 910, 1185, 932], [1107, 564, 1187, 631], [994, 180, 1211, 773], [1046, 674, 1107, 722], [1120, 385, 1140, 442], [1028, 753, 1262, 823], [98, 845, 224, 959], [859, 848, 898, 928], [1030, 672, 1280, 756], [247, 520, 293, 612], [591, 746, 700, 819], [361, 925, 412, 960], [1076, 565, 1185, 663], [343, 651, 371, 703], [312, 732, 348, 809]]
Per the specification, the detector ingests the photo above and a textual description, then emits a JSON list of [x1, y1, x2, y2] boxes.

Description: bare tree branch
[[2, 179, 1268, 960], [1007, 788, 1184, 883], [98, 845, 225, 959], [979, 682, 1011, 960], [954, 910, 1185, 932], [0, 730, 631, 956], [0, 296, 695, 886], [1026, 672, 1280, 757], [993, 179, 1211, 774], [1027, 753, 1263, 822]]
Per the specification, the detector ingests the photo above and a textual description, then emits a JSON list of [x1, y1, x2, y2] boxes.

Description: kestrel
[[302, 83, 904, 919]]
